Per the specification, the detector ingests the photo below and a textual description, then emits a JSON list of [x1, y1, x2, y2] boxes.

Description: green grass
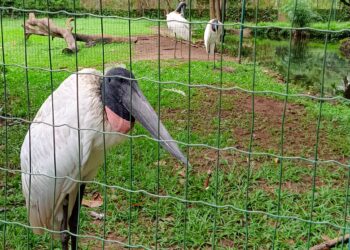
[[1, 17, 155, 69], [1, 16, 350, 249], [190, 20, 350, 32], [250, 21, 350, 31]]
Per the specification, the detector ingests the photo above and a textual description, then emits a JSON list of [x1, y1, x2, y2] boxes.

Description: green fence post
[[155, 0, 161, 248], [221, 0, 227, 43], [72, 1, 83, 249], [22, 0, 32, 248], [238, 0, 247, 64], [44, 1, 58, 248], [184, 0, 193, 249], [244, 1, 259, 249], [0, 4, 8, 250], [306, 0, 335, 248], [127, 0, 134, 248]]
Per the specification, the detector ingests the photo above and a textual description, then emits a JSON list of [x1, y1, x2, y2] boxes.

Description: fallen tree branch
[[310, 234, 350, 250], [74, 33, 137, 47], [64, 17, 138, 46], [24, 13, 77, 53], [23, 13, 138, 53]]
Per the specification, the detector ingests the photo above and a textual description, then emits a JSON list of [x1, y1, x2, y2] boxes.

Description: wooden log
[[23, 13, 138, 53], [64, 17, 138, 45], [74, 33, 138, 47], [310, 234, 350, 250], [24, 13, 77, 53]]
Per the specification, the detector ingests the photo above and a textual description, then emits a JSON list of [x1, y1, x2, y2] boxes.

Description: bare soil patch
[[133, 33, 347, 196], [134, 35, 237, 62], [80, 232, 127, 250], [257, 175, 325, 195], [161, 88, 348, 174]]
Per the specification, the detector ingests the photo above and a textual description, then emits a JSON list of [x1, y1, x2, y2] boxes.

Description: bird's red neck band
[[105, 106, 134, 133]]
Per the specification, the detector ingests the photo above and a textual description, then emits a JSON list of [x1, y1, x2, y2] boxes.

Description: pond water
[[236, 37, 350, 96]]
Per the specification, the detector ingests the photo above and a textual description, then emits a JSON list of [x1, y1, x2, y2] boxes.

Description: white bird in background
[[166, 0, 190, 58], [204, 18, 223, 69], [20, 67, 187, 250]]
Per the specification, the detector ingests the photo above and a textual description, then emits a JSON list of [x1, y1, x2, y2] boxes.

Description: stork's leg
[[180, 39, 183, 58], [174, 34, 177, 59], [61, 195, 69, 250], [207, 52, 210, 69], [213, 49, 216, 69], [69, 184, 86, 250]]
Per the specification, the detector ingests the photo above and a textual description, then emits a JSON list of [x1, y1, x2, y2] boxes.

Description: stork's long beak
[[121, 82, 188, 165]]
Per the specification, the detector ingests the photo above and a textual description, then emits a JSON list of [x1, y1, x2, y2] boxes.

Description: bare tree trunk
[[210, 0, 216, 20], [215, 0, 222, 21], [136, 0, 144, 15], [210, 0, 222, 21], [165, 0, 172, 14], [23, 13, 137, 53]]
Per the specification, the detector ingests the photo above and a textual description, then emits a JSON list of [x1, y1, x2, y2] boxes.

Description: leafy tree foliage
[[2, 0, 79, 11], [282, 0, 320, 27], [340, 0, 350, 6]]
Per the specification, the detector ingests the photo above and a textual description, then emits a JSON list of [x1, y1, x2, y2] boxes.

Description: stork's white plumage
[[166, 1, 190, 58], [21, 67, 187, 249], [167, 12, 190, 41], [21, 68, 109, 234], [204, 19, 223, 68]]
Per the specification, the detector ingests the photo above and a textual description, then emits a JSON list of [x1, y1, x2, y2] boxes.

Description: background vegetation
[[1, 0, 350, 249]]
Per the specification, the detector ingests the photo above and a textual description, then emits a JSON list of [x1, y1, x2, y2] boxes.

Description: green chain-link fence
[[1, 0, 350, 249]]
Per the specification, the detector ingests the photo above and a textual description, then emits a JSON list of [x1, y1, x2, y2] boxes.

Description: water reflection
[[243, 38, 350, 96]]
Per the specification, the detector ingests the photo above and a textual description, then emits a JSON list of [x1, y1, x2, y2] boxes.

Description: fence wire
[[1, 0, 350, 249]]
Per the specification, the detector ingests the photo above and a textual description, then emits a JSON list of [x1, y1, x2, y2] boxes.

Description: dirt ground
[[134, 35, 236, 61], [81, 77, 347, 250], [161, 88, 348, 170], [80, 33, 347, 249]]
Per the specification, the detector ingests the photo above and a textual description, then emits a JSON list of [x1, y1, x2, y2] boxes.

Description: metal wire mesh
[[1, 0, 350, 249]]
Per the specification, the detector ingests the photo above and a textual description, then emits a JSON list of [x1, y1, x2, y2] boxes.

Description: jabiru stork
[[204, 18, 223, 69], [166, 0, 191, 58], [20, 67, 187, 249]]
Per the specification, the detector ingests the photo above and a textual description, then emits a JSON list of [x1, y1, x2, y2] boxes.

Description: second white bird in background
[[204, 18, 223, 69]]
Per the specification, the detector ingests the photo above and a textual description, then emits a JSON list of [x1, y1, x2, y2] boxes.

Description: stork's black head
[[101, 67, 187, 165], [102, 67, 136, 123], [211, 19, 219, 32], [175, 1, 187, 17]]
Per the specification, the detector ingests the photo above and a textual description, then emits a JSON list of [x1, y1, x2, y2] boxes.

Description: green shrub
[[282, 0, 321, 27], [2, 0, 80, 11]]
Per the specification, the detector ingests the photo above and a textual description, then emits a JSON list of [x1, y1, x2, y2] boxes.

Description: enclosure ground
[[134, 35, 235, 62], [76, 87, 349, 249], [1, 16, 350, 250]]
